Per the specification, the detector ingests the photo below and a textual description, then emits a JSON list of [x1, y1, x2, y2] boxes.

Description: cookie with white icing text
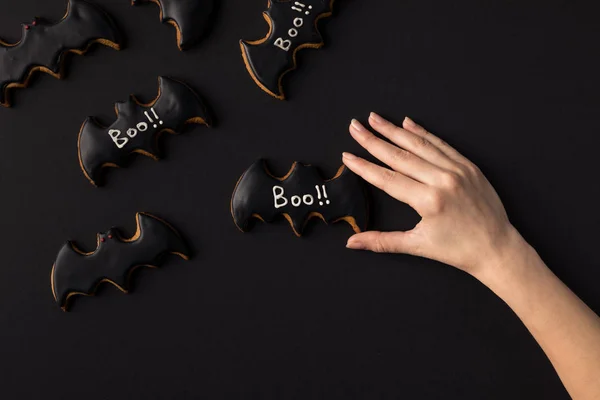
[[77, 76, 211, 186], [231, 159, 369, 236], [240, 0, 335, 100]]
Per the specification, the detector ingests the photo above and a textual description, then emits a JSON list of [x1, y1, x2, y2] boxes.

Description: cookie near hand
[[342, 113, 518, 277]]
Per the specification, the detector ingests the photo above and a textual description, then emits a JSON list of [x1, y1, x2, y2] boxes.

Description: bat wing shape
[[231, 159, 369, 236], [51, 212, 190, 311], [240, 0, 334, 99], [77, 76, 211, 186], [132, 0, 215, 50], [0, 0, 121, 107]]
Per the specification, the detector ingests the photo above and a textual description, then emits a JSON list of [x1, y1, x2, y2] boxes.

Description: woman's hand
[[343, 113, 600, 400], [343, 113, 524, 278]]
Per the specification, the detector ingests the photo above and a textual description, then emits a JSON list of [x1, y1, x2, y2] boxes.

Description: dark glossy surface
[[78, 76, 210, 185], [0, 0, 120, 106], [232, 160, 368, 235], [0, 0, 599, 398], [241, 0, 332, 98], [132, 0, 214, 50], [52, 212, 189, 309]]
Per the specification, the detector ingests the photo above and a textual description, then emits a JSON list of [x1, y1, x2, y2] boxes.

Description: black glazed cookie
[[51, 212, 190, 311], [231, 159, 369, 236], [77, 76, 211, 186], [0, 0, 121, 107], [240, 0, 334, 100], [131, 0, 215, 50]]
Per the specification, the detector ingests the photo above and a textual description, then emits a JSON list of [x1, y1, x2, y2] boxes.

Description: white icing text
[[107, 107, 164, 149], [273, 2, 313, 52], [273, 184, 330, 209]]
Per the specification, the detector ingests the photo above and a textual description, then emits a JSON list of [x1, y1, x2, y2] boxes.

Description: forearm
[[476, 228, 600, 400], [342, 114, 600, 397]]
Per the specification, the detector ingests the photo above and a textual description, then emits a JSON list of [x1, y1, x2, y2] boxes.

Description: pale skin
[[342, 113, 600, 400]]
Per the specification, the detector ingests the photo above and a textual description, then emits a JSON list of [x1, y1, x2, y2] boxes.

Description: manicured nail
[[350, 119, 369, 141], [404, 116, 416, 128], [342, 152, 357, 161], [350, 118, 366, 132], [369, 112, 384, 124], [346, 237, 366, 250]]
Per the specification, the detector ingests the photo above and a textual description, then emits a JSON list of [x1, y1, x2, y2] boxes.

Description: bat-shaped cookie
[[78, 76, 211, 186], [51, 212, 190, 311], [0, 0, 121, 107], [231, 159, 369, 236], [132, 0, 214, 50], [240, 0, 334, 100]]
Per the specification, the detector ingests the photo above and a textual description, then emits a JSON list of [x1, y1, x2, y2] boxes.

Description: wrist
[[472, 226, 543, 292]]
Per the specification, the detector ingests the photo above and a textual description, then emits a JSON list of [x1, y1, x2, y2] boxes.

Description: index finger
[[402, 116, 471, 165], [342, 152, 425, 208]]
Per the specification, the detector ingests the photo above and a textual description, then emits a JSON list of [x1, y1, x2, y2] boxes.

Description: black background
[[0, 0, 598, 398]]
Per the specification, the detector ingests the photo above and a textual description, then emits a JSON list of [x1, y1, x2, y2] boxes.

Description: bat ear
[[129, 94, 143, 106], [96, 232, 105, 244]]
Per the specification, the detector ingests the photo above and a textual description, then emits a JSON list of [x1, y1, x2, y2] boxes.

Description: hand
[[342, 113, 523, 277], [343, 113, 600, 400]]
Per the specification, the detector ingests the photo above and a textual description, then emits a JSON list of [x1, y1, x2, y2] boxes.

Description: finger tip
[[369, 112, 383, 125], [403, 116, 416, 128], [345, 239, 356, 249], [342, 152, 357, 161], [346, 234, 367, 250], [346, 242, 366, 251], [348, 120, 358, 135], [368, 112, 376, 124], [350, 118, 366, 131]]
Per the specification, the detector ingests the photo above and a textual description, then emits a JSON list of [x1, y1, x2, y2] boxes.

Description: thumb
[[346, 231, 420, 255]]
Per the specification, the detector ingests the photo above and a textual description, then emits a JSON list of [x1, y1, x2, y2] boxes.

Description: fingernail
[[404, 116, 416, 127], [369, 112, 384, 124], [342, 152, 357, 161], [350, 119, 366, 132], [350, 119, 369, 141], [346, 237, 366, 250]]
